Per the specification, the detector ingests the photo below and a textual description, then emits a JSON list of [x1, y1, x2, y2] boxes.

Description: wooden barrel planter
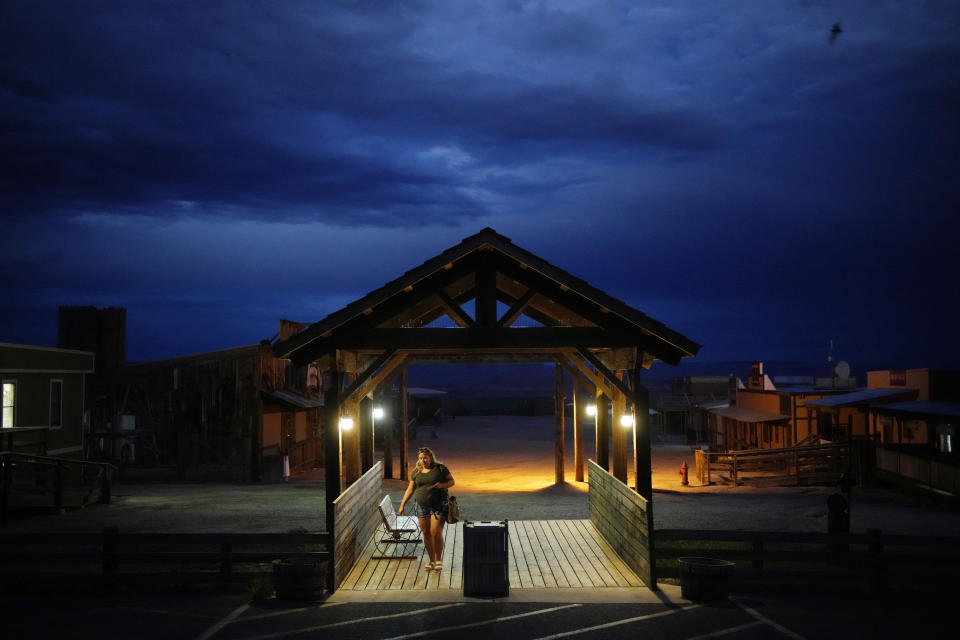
[[272, 558, 328, 601], [678, 557, 735, 601]]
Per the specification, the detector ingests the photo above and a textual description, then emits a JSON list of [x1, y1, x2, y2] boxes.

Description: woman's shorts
[[413, 498, 447, 518]]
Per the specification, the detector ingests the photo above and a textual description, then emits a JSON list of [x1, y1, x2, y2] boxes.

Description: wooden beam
[[475, 253, 497, 328], [573, 382, 584, 482], [400, 367, 409, 481], [324, 351, 342, 523], [494, 255, 689, 365], [338, 349, 400, 406], [359, 396, 374, 473], [435, 290, 477, 328], [305, 327, 645, 352], [554, 362, 565, 485], [557, 358, 596, 394], [496, 288, 536, 329], [560, 349, 610, 393], [281, 252, 485, 363], [576, 347, 634, 399], [596, 390, 610, 472], [633, 367, 652, 502], [612, 381, 627, 484]]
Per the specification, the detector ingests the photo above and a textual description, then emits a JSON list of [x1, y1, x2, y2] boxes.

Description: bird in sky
[[829, 23, 843, 44]]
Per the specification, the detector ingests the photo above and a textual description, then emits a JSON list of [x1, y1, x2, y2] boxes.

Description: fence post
[[55, 461, 63, 511], [1, 456, 11, 526], [221, 542, 233, 574], [752, 536, 764, 570], [867, 528, 884, 594], [103, 526, 119, 591]]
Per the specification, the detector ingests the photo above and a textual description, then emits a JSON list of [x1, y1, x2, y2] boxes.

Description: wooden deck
[[339, 519, 645, 591]]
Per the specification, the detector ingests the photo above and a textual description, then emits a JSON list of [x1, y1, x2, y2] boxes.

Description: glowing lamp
[[339, 417, 354, 431], [620, 414, 634, 428], [372, 407, 384, 420], [585, 404, 597, 417]]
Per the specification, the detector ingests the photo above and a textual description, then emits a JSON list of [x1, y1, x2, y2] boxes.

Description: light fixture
[[339, 416, 354, 431], [620, 414, 634, 428], [372, 407, 384, 420], [586, 404, 597, 417]]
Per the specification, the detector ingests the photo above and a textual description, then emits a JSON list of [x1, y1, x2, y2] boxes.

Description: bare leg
[[418, 516, 435, 563], [430, 515, 446, 567]]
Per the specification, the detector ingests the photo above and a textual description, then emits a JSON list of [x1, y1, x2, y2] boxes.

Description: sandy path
[[4, 415, 958, 535]]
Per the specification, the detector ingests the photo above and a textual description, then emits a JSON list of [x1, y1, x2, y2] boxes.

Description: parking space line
[[240, 600, 348, 622], [531, 604, 701, 639], [683, 620, 765, 639], [382, 603, 582, 640], [195, 602, 250, 640], [731, 597, 806, 640], [231, 603, 463, 640]]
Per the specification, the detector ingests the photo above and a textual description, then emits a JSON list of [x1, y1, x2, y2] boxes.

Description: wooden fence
[[654, 528, 960, 594], [0, 452, 115, 525], [331, 461, 383, 592], [587, 459, 655, 589], [876, 447, 960, 496], [695, 442, 849, 487], [0, 529, 330, 593]]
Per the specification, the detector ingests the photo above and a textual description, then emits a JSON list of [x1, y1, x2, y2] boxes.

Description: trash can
[[463, 520, 509, 597], [678, 557, 734, 601], [273, 558, 328, 601], [827, 492, 849, 551]]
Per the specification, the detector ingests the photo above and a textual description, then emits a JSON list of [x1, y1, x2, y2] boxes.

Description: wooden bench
[[373, 495, 422, 559]]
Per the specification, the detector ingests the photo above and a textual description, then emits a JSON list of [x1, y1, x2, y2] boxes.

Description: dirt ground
[[5, 415, 959, 535]]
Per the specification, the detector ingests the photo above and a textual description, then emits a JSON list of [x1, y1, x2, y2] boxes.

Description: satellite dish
[[834, 361, 851, 379]]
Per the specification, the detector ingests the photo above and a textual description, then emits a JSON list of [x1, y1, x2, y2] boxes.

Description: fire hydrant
[[679, 460, 689, 486]]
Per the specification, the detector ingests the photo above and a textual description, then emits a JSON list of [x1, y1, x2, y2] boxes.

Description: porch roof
[[709, 406, 790, 423], [872, 400, 960, 421], [803, 387, 918, 408]]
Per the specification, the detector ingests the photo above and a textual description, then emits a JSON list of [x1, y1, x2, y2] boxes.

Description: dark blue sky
[[2, 1, 958, 371]]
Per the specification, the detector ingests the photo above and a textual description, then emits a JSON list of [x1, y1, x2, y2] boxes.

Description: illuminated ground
[[4, 415, 958, 535]]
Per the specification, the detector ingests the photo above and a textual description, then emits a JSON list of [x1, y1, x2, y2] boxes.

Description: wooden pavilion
[[273, 228, 700, 527]]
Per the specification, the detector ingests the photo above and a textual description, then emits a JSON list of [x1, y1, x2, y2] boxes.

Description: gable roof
[[274, 227, 700, 367]]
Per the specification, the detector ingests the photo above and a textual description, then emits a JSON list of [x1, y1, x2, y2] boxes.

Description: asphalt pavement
[[2, 589, 946, 639]]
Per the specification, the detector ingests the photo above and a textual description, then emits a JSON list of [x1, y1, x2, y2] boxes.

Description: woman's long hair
[[415, 446, 442, 473]]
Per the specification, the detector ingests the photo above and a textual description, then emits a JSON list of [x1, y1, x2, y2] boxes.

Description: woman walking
[[398, 446, 455, 573]]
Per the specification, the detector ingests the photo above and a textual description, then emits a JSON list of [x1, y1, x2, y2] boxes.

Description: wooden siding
[[332, 461, 382, 589], [587, 459, 654, 588], [339, 519, 643, 591]]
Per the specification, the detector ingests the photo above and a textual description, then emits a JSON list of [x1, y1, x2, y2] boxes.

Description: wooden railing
[[695, 443, 848, 487], [331, 461, 383, 592], [588, 459, 655, 589], [0, 529, 330, 592], [876, 447, 960, 496], [0, 452, 116, 525], [287, 438, 321, 475], [655, 528, 960, 594]]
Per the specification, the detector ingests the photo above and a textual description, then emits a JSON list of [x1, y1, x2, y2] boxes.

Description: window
[[2, 381, 15, 428], [50, 379, 63, 428]]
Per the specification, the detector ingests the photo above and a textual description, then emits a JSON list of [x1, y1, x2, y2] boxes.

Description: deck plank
[[556, 520, 606, 587], [507, 522, 532, 588], [542, 520, 588, 588], [576, 519, 644, 587], [337, 519, 648, 592]]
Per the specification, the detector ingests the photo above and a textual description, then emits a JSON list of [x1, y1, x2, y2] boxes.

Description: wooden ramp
[[339, 519, 645, 591]]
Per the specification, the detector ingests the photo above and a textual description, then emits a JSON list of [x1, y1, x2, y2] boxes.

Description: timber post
[[596, 391, 610, 471], [554, 362, 565, 484], [400, 367, 409, 481], [633, 376, 652, 501], [323, 351, 342, 537], [573, 381, 584, 482], [359, 396, 374, 473], [612, 379, 627, 483]]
